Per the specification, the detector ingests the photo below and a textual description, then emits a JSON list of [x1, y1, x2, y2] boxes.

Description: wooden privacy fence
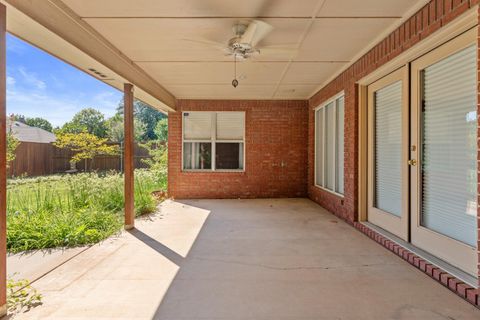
[[8, 142, 151, 177]]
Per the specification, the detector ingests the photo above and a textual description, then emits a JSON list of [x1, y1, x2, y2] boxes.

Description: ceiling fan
[[226, 20, 274, 60], [184, 20, 295, 87]]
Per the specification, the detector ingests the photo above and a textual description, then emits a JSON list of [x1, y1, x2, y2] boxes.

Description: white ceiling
[[60, 0, 426, 100]]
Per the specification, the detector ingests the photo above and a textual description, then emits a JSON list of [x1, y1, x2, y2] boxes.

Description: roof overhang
[[1, 0, 432, 103], [3, 0, 176, 113]]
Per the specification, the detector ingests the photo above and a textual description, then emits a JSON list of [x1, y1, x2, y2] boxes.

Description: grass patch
[[7, 169, 166, 253]]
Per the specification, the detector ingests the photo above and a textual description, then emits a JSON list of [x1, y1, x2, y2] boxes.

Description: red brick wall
[[168, 100, 308, 199], [308, 0, 480, 285], [308, 0, 479, 225]]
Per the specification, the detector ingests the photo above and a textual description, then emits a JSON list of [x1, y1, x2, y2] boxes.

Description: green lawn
[[6, 169, 167, 253]]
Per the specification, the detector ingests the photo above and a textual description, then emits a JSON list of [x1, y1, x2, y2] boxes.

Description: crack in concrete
[[391, 304, 459, 320], [192, 256, 398, 271], [45, 242, 127, 292]]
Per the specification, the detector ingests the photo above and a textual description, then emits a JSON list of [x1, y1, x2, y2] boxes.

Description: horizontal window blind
[[183, 111, 245, 171], [374, 81, 402, 217], [314, 95, 344, 195], [336, 97, 345, 194], [315, 109, 324, 186], [325, 103, 335, 191], [217, 112, 245, 140], [421, 44, 477, 247], [184, 112, 212, 140]]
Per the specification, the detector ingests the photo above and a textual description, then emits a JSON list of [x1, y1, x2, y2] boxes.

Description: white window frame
[[182, 111, 246, 172], [314, 91, 345, 197]]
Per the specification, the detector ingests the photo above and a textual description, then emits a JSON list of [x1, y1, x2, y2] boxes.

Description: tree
[[105, 114, 123, 143], [54, 131, 119, 171], [7, 116, 20, 168], [24, 117, 53, 132], [117, 99, 166, 140], [142, 119, 167, 173], [6, 132, 19, 168], [141, 142, 167, 173], [106, 115, 147, 143], [11, 114, 26, 124], [11, 114, 53, 132], [56, 121, 83, 135], [154, 118, 168, 142], [60, 108, 108, 137]]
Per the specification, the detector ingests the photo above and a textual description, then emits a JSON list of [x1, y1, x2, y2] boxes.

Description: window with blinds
[[421, 44, 477, 247], [183, 111, 245, 171], [314, 94, 345, 195], [374, 81, 402, 216], [216, 112, 244, 140], [184, 112, 212, 140]]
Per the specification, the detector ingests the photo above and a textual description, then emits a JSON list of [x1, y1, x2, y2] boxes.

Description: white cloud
[[18, 67, 46, 90], [7, 66, 121, 127], [49, 75, 66, 89], [7, 88, 81, 127], [6, 76, 15, 86], [7, 87, 121, 127], [7, 40, 27, 55], [93, 91, 119, 109]]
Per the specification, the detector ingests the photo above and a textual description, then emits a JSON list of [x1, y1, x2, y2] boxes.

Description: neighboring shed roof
[[8, 120, 56, 143]]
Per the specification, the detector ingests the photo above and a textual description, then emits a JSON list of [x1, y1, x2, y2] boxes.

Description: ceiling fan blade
[[240, 20, 273, 47], [251, 20, 274, 46], [239, 22, 257, 45], [246, 55, 271, 68], [258, 47, 297, 56], [259, 44, 298, 49], [181, 38, 225, 50]]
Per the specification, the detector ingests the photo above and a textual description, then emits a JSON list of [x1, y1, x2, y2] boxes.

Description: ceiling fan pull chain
[[232, 54, 239, 88]]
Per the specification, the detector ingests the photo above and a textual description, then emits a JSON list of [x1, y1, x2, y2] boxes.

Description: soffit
[[55, 0, 428, 100]]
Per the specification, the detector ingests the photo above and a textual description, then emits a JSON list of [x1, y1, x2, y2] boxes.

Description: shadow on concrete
[[127, 228, 185, 266]]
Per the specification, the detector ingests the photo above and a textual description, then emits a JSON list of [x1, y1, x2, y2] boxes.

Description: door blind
[[374, 81, 402, 216], [421, 44, 477, 247]]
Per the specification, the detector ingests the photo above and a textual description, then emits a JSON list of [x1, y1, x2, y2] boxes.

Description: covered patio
[[10, 199, 480, 319], [0, 0, 480, 317]]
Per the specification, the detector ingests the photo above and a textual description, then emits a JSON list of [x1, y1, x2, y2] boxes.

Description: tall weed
[[7, 169, 166, 253]]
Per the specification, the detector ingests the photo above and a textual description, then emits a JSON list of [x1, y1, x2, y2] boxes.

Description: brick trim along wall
[[354, 222, 480, 308], [168, 100, 308, 199], [308, 0, 479, 283]]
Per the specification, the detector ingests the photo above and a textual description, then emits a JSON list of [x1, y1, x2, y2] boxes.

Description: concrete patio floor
[[10, 198, 480, 319], [7, 246, 89, 282]]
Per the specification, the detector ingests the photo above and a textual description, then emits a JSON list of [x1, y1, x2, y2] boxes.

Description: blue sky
[[6, 34, 122, 127]]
